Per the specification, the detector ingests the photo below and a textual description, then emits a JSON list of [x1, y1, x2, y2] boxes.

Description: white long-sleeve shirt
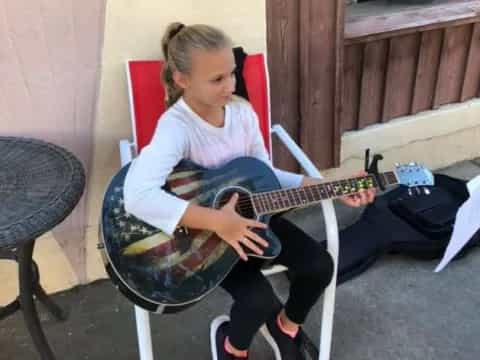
[[123, 96, 304, 235]]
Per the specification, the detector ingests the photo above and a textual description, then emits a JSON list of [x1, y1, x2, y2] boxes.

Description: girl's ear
[[172, 70, 190, 90]]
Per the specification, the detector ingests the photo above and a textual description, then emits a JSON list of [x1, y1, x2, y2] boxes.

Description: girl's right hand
[[214, 193, 269, 261]]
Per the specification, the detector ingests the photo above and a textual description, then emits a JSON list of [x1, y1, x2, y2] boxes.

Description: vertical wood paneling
[[270, 3, 479, 168], [358, 40, 389, 128], [299, 0, 344, 168], [411, 29, 444, 113], [383, 33, 420, 121], [343, 43, 363, 131], [434, 25, 472, 107], [266, 0, 300, 173], [333, 2, 345, 166], [461, 23, 480, 100]]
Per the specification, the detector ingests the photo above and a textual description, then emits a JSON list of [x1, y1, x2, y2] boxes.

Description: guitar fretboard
[[252, 172, 397, 215]]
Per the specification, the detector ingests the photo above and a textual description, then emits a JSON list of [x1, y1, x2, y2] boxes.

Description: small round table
[[0, 137, 85, 360]]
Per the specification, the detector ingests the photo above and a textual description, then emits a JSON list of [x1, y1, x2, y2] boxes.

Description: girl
[[124, 23, 375, 360]]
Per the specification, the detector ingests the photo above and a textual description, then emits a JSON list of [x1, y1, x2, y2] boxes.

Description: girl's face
[[175, 47, 236, 109]]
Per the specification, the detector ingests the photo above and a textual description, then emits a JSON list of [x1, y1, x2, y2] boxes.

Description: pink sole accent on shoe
[[276, 313, 299, 339], [224, 337, 248, 358]]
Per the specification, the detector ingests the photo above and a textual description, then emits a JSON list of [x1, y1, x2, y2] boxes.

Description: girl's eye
[[212, 70, 235, 83]]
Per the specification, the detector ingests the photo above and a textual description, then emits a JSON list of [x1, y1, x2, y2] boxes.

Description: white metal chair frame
[[120, 54, 340, 360]]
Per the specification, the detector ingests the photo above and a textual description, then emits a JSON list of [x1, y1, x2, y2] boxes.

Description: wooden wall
[[266, 0, 345, 170], [342, 3, 480, 132], [266, 0, 301, 172], [267, 0, 480, 167]]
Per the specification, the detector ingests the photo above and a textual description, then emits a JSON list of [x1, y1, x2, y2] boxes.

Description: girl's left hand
[[339, 171, 376, 208]]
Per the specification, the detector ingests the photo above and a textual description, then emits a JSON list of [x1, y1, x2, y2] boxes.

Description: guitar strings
[[216, 176, 378, 208], [182, 175, 379, 212], [216, 183, 377, 211]]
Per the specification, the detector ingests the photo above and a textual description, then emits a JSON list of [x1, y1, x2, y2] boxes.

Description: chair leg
[[135, 305, 154, 360], [18, 241, 55, 360], [318, 199, 339, 360], [319, 281, 336, 360]]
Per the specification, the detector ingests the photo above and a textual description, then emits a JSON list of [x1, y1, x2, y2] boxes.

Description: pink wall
[[0, 0, 106, 281]]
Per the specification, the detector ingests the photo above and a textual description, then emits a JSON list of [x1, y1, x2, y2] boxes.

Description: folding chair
[[121, 53, 340, 360]]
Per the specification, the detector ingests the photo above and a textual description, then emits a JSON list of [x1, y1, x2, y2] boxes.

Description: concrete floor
[[1, 159, 479, 360]]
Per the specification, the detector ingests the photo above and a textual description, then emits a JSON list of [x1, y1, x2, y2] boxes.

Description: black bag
[[336, 174, 480, 285], [388, 175, 468, 240]]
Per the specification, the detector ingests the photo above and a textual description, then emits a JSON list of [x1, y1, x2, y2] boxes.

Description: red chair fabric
[[126, 53, 271, 154]]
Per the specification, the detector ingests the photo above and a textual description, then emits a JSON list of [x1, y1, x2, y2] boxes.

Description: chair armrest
[[119, 139, 135, 167], [270, 124, 324, 180], [270, 123, 339, 258], [271, 123, 338, 360]]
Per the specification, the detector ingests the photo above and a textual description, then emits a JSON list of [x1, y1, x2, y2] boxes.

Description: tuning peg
[[415, 186, 422, 195], [409, 162, 417, 166], [408, 188, 413, 196], [423, 188, 431, 195]]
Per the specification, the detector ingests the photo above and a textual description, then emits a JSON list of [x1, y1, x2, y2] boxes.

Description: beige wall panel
[[0, 0, 106, 284]]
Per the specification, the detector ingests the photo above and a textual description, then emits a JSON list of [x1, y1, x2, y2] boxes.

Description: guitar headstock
[[394, 162, 434, 188]]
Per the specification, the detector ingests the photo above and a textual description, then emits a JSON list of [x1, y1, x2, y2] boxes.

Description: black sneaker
[[210, 315, 249, 360], [260, 315, 319, 360], [295, 328, 319, 360]]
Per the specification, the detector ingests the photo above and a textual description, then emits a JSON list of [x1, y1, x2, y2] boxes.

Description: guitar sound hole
[[216, 188, 256, 219]]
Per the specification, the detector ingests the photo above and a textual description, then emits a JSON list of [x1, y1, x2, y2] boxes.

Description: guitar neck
[[252, 171, 398, 215]]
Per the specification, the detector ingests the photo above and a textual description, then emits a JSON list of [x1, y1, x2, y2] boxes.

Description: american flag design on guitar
[[100, 157, 279, 311]]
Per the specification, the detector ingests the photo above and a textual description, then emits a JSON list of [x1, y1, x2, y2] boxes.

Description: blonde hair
[[161, 23, 232, 108]]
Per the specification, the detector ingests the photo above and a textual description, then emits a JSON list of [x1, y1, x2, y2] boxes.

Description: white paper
[[435, 183, 480, 272], [467, 174, 480, 195]]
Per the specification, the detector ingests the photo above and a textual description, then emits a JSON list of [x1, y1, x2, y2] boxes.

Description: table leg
[[0, 299, 20, 320], [18, 241, 55, 360], [34, 282, 66, 321], [0, 248, 20, 320]]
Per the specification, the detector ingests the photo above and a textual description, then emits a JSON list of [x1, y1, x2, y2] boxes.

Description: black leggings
[[220, 212, 334, 350]]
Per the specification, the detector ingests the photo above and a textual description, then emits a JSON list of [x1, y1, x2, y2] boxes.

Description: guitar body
[[100, 157, 282, 313]]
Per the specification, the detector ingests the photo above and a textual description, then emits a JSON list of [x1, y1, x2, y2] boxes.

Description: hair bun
[[162, 22, 186, 60], [170, 24, 185, 40]]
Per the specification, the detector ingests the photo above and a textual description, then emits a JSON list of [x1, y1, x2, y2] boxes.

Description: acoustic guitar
[[99, 156, 434, 313]]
